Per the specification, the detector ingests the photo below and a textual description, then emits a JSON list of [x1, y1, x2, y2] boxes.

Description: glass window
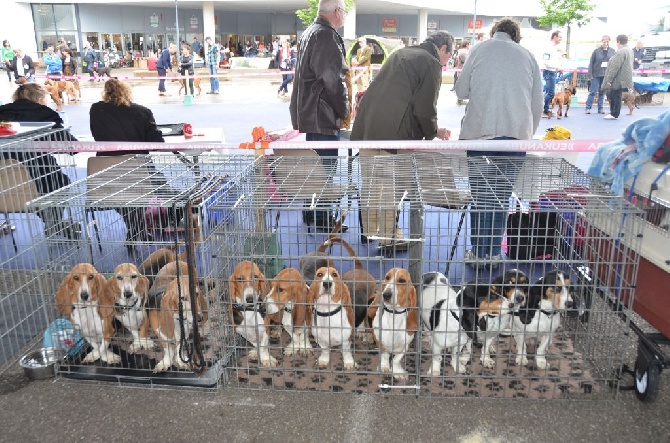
[[84, 32, 99, 50], [52, 4, 76, 30], [33, 5, 56, 30]]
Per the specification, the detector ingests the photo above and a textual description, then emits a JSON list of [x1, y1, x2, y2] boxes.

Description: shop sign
[[150, 13, 159, 28], [382, 18, 397, 33], [467, 19, 483, 32], [190, 15, 198, 29], [428, 20, 437, 30]]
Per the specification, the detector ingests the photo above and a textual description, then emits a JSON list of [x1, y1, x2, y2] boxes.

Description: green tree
[[537, 0, 596, 57], [296, 0, 355, 27]]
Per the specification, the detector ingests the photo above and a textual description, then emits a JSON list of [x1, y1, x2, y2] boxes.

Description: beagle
[[105, 263, 152, 353], [512, 270, 574, 369], [138, 246, 186, 287], [368, 268, 418, 381], [459, 269, 529, 369], [419, 272, 471, 375], [229, 260, 277, 367], [149, 259, 209, 330], [55, 263, 120, 364], [308, 266, 357, 369], [298, 212, 348, 282], [264, 267, 312, 356], [148, 275, 202, 372]]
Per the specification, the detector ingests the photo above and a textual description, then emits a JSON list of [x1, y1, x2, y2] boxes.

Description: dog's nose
[[322, 280, 332, 291], [123, 290, 133, 299], [382, 291, 392, 301], [80, 291, 89, 301], [515, 294, 525, 305], [566, 299, 574, 309], [197, 314, 204, 322], [245, 295, 255, 304]]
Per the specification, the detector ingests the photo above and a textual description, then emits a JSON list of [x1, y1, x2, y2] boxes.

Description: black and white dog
[[420, 272, 471, 376]]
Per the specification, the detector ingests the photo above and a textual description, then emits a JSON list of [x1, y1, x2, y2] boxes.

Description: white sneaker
[[603, 114, 617, 120]]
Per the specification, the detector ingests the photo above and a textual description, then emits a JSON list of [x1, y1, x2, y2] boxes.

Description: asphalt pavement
[[1, 69, 669, 443]]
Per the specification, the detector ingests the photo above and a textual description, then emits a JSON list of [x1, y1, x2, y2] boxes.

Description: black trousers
[[607, 87, 624, 118]]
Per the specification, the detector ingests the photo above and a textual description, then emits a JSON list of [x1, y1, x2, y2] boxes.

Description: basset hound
[[264, 267, 312, 356], [308, 266, 357, 370], [420, 272, 471, 375], [147, 274, 203, 372], [105, 263, 152, 353], [229, 260, 276, 367], [512, 270, 574, 369], [459, 269, 529, 369], [368, 268, 418, 381], [55, 263, 120, 364]]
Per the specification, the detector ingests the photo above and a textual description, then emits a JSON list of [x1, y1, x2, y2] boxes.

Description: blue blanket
[[588, 111, 670, 195], [633, 76, 670, 93]]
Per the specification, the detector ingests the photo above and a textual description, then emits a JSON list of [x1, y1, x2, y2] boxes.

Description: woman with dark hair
[[89, 78, 166, 244], [0, 83, 78, 237]]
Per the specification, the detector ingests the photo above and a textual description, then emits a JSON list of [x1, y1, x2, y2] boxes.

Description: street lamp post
[[472, 0, 478, 44]]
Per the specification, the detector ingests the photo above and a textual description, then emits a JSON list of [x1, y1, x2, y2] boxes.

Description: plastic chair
[[0, 158, 41, 252]]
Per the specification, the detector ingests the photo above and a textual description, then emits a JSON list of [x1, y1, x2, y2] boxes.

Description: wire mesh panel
[[28, 153, 254, 388], [217, 150, 642, 399], [0, 127, 78, 373]]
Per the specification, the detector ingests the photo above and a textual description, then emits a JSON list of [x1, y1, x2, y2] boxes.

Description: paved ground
[[1, 68, 670, 443]]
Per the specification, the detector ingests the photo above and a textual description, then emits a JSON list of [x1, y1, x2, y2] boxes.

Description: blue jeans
[[303, 131, 340, 224], [543, 70, 557, 114], [586, 76, 605, 111], [467, 145, 526, 258], [279, 68, 293, 93], [208, 64, 219, 92]]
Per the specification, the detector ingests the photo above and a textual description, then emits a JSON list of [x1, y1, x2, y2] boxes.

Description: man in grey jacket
[[602, 34, 634, 120], [455, 17, 543, 268], [586, 35, 615, 114]]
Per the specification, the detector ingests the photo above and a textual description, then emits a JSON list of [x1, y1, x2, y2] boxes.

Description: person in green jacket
[[2, 40, 15, 82]]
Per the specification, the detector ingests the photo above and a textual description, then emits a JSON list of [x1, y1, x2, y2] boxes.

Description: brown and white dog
[[550, 84, 577, 119], [105, 263, 152, 353], [229, 260, 276, 367], [264, 267, 312, 356], [368, 268, 418, 380], [148, 274, 202, 372], [308, 266, 357, 369], [56, 263, 120, 364], [459, 269, 529, 369], [512, 270, 574, 369]]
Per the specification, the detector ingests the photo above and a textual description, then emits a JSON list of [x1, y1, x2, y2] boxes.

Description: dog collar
[[540, 309, 559, 317], [383, 305, 407, 315], [283, 306, 292, 314], [115, 297, 141, 312], [315, 305, 342, 317], [232, 302, 265, 315]]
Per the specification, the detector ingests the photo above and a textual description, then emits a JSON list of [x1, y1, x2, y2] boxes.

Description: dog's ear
[[55, 274, 74, 317], [407, 285, 419, 333], [138, 275, 150, 306], [291, 281, 310, 328], [96, 274, 115, 319]]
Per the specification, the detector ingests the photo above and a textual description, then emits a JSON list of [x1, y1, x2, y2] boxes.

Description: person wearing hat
[[204, 36, 220, 94], [351, 36, 372, 93]]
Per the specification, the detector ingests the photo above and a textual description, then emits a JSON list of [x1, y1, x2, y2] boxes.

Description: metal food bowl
[[19, 347, 66, 380]]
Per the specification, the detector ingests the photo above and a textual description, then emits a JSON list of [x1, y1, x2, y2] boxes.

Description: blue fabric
[[156, 67, 167, 92], [156, 48, 171, 70], [633, 76, 670, 92], [588, 111, 670, 195]]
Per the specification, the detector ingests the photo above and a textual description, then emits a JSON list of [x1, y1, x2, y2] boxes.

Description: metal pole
[[175, 0, 180, 52], [472, 0, 477, 44]]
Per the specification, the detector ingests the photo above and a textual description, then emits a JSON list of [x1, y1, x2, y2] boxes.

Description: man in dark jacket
[[289, 0, 349, 231], [586, 35, 615, 114], [350, 31, 453, 249], [81, 42, 97, 80], [156, 43, 177, 96]]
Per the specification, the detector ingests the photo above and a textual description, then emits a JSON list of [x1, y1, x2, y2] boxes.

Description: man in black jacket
[[289, 0, 349, 231]]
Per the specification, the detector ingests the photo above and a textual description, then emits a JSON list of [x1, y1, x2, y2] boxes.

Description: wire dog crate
[[0, 126, 78, 373], [218, 150, 643, 399], [29, 153, 254, 388]]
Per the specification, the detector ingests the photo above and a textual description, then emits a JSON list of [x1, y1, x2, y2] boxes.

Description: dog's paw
[[343, 360, 358, 370], [393, 370, 408, 382], [175, 359, 190, 370], [426, 365, 441, 377], [102, 353, 121, 365], [516, 355, 529, 367], [283, 347, 296, 357], [317, 356, 330, 368], [247, 348, 259, 360], [153, 360, 171, 373], [535, 357, 548, 370], [481, 357, 495, 369], [260, 354, 278, 368]]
